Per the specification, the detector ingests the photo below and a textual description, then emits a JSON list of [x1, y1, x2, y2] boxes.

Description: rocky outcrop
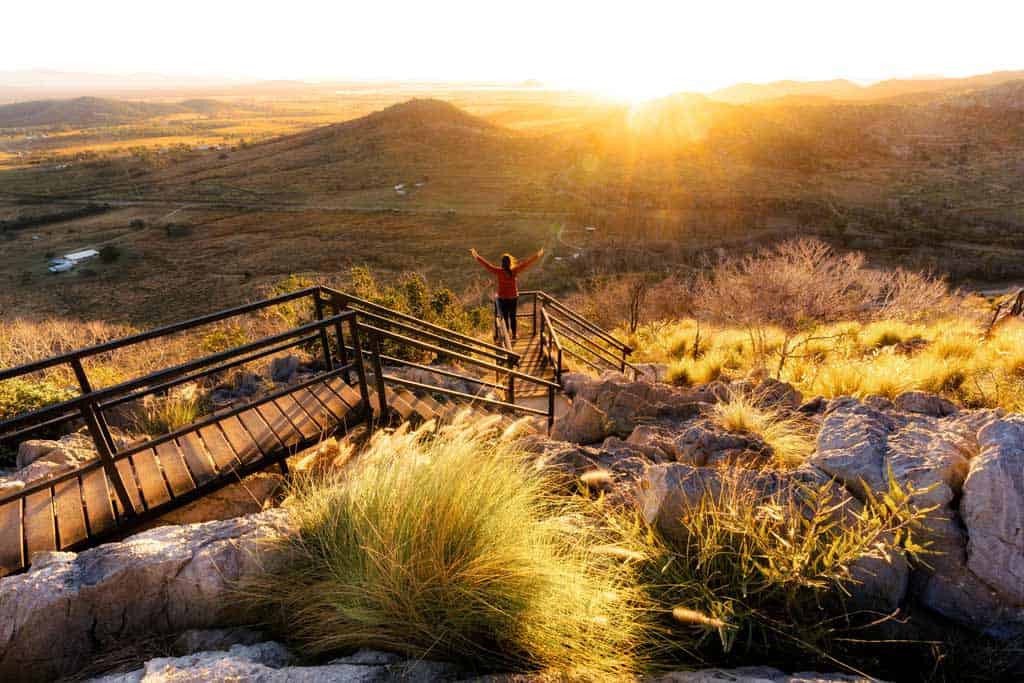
[[0, 509, 295, 682], [648, 668, 873, 683], [559, 372, 707, 438], [894, 391, 959, 417], [636, 462, 910, 612], [550, 397, 609, 444], [86, 642, 873, 683], [88, 642, 456, 683], [810, 398, 1024, 635], [962, 417, 1024, 607]]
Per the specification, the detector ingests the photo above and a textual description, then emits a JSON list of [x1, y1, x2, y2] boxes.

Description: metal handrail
[[321, 287, 519, 363], [0, 287, 321, 382], [0, 361, 360, 506], [522, 290, 631, 354], [382, 375, 549, 418], [0, 312, 356, 436], [342, 344, 507, 393], [357, 321, 559, 390], [351, 309, 512, 366], [548, 315, 626, 368], [523, 290, 645, 380]]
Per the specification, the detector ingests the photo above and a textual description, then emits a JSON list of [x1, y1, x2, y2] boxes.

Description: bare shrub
[[694, 238, 958, 375], [569, 275, 691, 331]]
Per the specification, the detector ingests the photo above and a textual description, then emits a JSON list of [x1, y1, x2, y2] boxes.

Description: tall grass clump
[[709, 391, 815, 467], [133, 389, 205, 435], [244, 419, 646, 677], [631, 470, 934, 675]]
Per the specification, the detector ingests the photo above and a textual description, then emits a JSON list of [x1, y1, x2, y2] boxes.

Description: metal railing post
[[313, 293, 335, 371], [369, 331, 389, 422], [70, 359, 136, 517], [547, 384, 555, 433], [348, 317, 373, 424], [327, 294, 351, 384], [532, 294, 538, 337]]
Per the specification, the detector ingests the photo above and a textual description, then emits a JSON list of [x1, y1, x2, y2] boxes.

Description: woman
[[471, 247, 543, 340]]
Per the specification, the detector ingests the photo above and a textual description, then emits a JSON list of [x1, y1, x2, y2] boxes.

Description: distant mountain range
[[3, 68, 1024, 106], [0, 96, 249, 128], [710, 70, 1024, 104]]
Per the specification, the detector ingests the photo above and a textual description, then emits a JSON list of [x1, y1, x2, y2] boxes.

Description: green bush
[[99, 245, 121, 263], [201, 323, 249, 354], [0, 378, 76, 421], [243, 420, 646, 677]]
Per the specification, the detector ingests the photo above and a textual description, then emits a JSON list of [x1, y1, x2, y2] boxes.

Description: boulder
[[269, 355, 301, 383], [170, 627, 266, 656], [754, 378, 803, 409], [562, 373, 707, 432], [88, 642, 455, 683], [625, 425, 678, 460], [16, 432, 98, 469], [648, 667, 873, 682], [797, 396, 829, 415], [155, 473, 285, 525], [811, 398, 895, 498], [962, 416, 1024, 606], [635, 362, 669, 382], [0, 509, 295, 682], [894, 391, 959, 417], [811, 399, 1024, 633], [550, 397, 609, 444]]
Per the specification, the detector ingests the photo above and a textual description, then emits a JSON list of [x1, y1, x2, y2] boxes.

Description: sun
[[585, 75, 679, 104]]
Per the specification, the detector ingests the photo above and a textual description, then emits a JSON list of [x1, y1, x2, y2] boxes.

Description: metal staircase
[[0, 285, 635, 576]]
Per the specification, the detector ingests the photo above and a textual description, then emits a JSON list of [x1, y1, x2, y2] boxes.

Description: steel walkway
[[0, 286, 637, 577]]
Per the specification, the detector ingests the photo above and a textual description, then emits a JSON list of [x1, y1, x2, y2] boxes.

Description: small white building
[[48, 249, 99, 274], [64, 249, 99, 263]]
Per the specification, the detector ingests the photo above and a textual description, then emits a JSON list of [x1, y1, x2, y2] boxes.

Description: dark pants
[[497, 297, 518, 339]]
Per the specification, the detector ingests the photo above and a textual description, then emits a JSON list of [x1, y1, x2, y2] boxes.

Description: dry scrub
[[244, 417, 647, 677]]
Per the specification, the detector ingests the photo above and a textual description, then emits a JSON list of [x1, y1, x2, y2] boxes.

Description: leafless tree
[[694, 238, 959, 376]]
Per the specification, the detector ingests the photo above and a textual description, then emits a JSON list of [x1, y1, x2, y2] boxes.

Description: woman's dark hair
[[500, 253, 515, 273]]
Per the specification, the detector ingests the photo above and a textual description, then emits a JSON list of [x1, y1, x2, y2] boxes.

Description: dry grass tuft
[[709, 391, 815, 467], [242, 420, 648, 677]]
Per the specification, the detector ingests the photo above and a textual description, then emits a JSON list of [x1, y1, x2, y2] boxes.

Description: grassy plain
[[2, 80, 1024, 329]]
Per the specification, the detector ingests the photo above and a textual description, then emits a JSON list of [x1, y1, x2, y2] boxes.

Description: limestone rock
[[270, 355, 301, 383], [0, 509, 295, 682], [962, 416, 1024, 605], [171, 627, 266, 656], [647, 667, 874, 682], [550, 397, 609, 444], [155, 473, 284, 525], [755, 378, 803, 409], [894, 391, 959, 417], [637, 463, 908, 612], [89, 642, 456, 683], [561, 373, 706, 432], [811, 398, 894, 498], [635, 362, 668, 382], [16, 432, 98, 469]]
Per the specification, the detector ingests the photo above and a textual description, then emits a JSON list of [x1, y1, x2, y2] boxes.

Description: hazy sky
[[4, 1, 1023, 98]]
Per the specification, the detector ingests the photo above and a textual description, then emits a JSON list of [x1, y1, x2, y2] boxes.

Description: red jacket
[[474, 252, 540, 299]]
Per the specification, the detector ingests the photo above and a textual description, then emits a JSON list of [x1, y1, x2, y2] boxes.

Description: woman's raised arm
[[470, 248, 501, 274], [513, 248, 544, 274]]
